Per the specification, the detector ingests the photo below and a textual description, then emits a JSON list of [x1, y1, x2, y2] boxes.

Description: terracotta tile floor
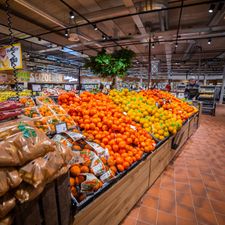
[[121, 105, 225, 225]]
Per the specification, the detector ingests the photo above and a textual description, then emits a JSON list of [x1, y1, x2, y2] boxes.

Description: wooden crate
[[188, 113, 199, 137], [14, 173, 72, 225], [73, 158, 151, 225], [149, 138, 172, 187]]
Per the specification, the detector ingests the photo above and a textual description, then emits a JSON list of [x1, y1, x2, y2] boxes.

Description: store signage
[[30, 72, 64, 83], [65, 84, 72, 90], [0, 43, 22, 71], [151, 60, 160, 75], [55, 123, 67, 133], [17, 71, 30, 82]]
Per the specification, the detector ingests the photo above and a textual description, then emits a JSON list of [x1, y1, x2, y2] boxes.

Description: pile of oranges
[[59, 92, 156, 173], [109, 89, 182, 140], [140, 90, 198, 121]]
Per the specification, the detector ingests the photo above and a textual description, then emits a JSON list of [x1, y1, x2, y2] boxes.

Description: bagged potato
[[0, 214, 13, 225], [0, 122, 56, 166], [0, 168, 22, 197], [14, 182, 44, 203], [19, 143, 73, 187], [0, 194, 16, 219]]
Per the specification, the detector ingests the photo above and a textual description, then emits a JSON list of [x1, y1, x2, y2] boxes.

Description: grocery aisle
[[122, 105, 225, 225]]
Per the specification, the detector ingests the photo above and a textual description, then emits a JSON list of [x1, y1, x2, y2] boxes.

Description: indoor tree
[[84, 48, 135, 88]]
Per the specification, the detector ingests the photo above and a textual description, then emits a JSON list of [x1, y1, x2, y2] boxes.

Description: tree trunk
[[111, 76, 116, 89]]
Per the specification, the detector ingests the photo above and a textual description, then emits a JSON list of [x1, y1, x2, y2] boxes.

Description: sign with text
[[0, 43, 22, 71], [30, 72, 64, 83], [55, 123, 67, 133]]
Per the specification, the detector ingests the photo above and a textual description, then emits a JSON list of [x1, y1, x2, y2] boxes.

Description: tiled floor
[[121, 104, 225, 225]]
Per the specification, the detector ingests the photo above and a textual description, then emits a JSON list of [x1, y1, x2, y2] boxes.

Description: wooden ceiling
[[0, 0, 225, 78]]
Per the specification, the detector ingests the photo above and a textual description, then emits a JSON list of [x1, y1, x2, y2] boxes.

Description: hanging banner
[[0, 43, 22, 71]]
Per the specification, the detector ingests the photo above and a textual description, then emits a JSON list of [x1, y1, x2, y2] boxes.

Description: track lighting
[[208, 38, 211, 45], [65, 29, 69, 37], [152, 43, 155, 48], [69, 11, 75, 19], [208, 4, 215, 13], [102, 35, 106, 40], [175, 43, 178, 48], [93, 24, 98, 31]]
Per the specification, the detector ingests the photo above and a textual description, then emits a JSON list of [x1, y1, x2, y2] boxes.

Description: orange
[[69, 177, 75, 186], [80, 165, 89, 173], [117, 164, 125, 172], [70, 165, 81, 176]]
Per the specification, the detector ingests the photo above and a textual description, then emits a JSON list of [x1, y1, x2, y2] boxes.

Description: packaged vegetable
[[80, 173, 103, 193], [53, 134, 73, 148], [49, 105, 66, 115], [57, 115, 76, 130], [23, 107, 40, 118], [0, 121, 56, 166], [46, 116, 61, 133], [0, 109, 22, 121], [14, 182, 44, 203], [19, 97, 35, 108], [19, 143, 73, 187], [0, 214, 13, 225], [38, 105, 54, 117], [0, 101, 23, 112], [33, 117, 50, 134], [0, 194, 16, 219], [36, 96, 55, 105], [0, 168, 22, 197]]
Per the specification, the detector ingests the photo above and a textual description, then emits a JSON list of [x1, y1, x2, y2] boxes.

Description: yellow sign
[[0, 43, 22, 71]]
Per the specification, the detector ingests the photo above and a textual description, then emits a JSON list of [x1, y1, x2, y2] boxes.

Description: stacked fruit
[[109, 89, 182, 140], [58, 92, 80, 112], [140, 90, 198, 121], [59, 92, 156, 173]]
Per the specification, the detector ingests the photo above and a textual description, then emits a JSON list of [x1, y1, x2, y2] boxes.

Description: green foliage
[[84, 48, 135, 78]]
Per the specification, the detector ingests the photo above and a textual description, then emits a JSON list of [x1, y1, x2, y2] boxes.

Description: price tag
[[32, 84, 41, 92], [130, 125, 137, 130], [65, 84, 72, 91], [8, 97, 18, 101], [55, 123, 67, 133]]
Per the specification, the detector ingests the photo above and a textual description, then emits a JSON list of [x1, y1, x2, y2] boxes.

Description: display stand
[[13, 112, 200, 225]]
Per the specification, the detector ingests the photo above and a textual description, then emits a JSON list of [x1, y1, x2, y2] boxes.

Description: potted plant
[[84, 48, 135, 89]]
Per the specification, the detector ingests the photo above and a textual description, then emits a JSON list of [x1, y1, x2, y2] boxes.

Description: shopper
[[184, 76, 200, 100], [165, 83, 171, 92]]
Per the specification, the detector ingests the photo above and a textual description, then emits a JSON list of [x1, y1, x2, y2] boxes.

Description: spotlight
[[208, 4, 215, 13], [152, 43, 155, 48], [69, 11, 75, 19], [93, 24, 98, 31], [102, 35, 106, 40], [65, 30, 69, 37], [153, 55, 156, 60], [175, 43, 178, 48], [208, 38, 211, 45]]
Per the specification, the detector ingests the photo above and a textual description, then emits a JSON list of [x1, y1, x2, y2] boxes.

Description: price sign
[[8, 97, 18, 101], [32, 84, 41, 92], [65, 84, 72, 91], [55, 123, 67, 133]]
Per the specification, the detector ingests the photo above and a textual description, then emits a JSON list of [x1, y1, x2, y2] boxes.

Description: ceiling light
[[208, 4, 215, 13], [208, 38, 211, 45], [175, 62, 178, 65], [65, 30, 69, 37], [102, 35, 106, 40], [93, 24, 98, 31], [153, 55, 156, 60], [152, 43, 155, 48], [69, 11, 75, 19], [175, 43, 178, 48]]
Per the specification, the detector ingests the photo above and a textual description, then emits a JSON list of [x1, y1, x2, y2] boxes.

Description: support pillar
[[147, 38, 151, 89], [219, 65, 225, 104]]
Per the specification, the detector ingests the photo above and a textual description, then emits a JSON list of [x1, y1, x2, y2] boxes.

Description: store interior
[[0, 0, 225, 225]]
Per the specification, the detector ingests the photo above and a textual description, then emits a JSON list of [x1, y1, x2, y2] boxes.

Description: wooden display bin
[[189, 113, 199, 137], [73, 158, 151, 225]]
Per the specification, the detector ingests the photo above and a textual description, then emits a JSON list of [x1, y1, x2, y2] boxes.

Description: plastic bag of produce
[[46, 116, 61, 133], [56, 115, 77, 130], [35, 96, 55, 105], [80, 173, 103, 193], [0, 101, 23, 112], [49, 105, 66, 115], [19, 97, 35, 108], [19, 143, 73, 187], [23, 107, 40, 118], [0, 109, 22, 121], [33, 117, 50, 134], [0, 121, 56, 166], [0, 194, 16, 219], [85, 141, 109, 159], [14, 182, 44, 203], [37, 105, 54, 117], [0, 168, 22, 197], [53, 133, 74, 148], [0, 214, 13, 225]]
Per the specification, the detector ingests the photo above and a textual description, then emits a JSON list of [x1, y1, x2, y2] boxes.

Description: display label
[[55, 122, 67, 133], [0, 43, 22, 71], [32, 84, 41, 92], [65, 84, 72, 91]]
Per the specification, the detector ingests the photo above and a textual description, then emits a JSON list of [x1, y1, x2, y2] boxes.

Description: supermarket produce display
[[0, 89, 200, 225]]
